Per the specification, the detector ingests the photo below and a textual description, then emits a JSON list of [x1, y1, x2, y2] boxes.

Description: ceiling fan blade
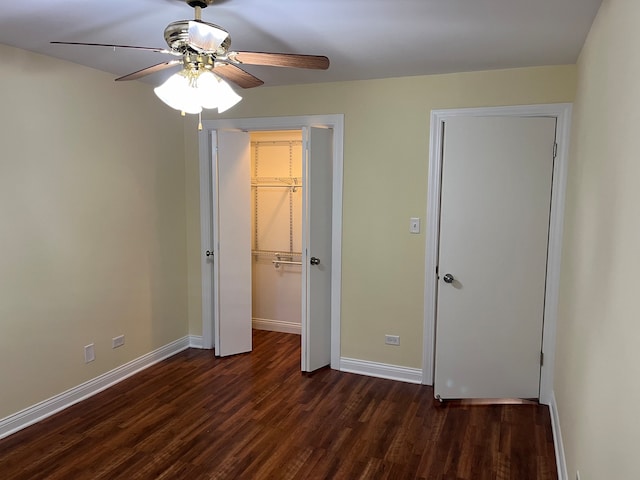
[[188, 21, 229, 53], [212, 64, 264, 89], [51, 41, 176, 55], [229, 51, 330, 70], [115, 60, 182, 82]]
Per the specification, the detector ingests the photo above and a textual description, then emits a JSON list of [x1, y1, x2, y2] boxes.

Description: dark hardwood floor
[[0, 330, 557, 479]]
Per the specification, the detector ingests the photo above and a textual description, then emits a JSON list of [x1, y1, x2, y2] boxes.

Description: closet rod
[[251, 184, 303, 190], [272, 259, 303, 266], [252, 177, 302, 187], [252, 250, 302, 257]]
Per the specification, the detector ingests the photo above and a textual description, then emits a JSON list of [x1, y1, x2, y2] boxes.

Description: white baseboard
[[340, 357, 423, 384], [550, 391, 568, 480], [189, 335, 205, 349], [253, 318, 301, 335], [0, 336, 191, 440]]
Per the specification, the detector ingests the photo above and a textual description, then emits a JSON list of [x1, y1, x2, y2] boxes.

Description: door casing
[[198, 114, 344, 369], [422, 104, 573, 406]]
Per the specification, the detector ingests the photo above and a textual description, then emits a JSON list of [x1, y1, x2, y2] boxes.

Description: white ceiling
[[0, 0, 602, 88]]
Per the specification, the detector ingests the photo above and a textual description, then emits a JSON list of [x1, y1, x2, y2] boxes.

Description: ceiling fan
[[51, 0, 329, 93]]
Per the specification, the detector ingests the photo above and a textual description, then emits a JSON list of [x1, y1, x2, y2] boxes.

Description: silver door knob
[[443, 273, 454, 284], [205, 250, 214, 257], [310, 257, 320, 265]]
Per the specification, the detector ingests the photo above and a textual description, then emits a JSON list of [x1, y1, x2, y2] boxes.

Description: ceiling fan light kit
[[51, 0, 329, 122], [154, 68, 241, 115]]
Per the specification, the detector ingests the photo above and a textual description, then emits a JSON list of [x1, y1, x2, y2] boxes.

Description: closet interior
[[250, 130, 303, 335]]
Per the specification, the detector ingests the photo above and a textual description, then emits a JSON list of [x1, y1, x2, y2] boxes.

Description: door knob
[[205, 250, 214, 257], [310, 257, 320, 265], [443, 273, 454, 284]]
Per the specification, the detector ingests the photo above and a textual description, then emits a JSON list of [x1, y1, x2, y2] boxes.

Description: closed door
[[434, 116, 556, 400]]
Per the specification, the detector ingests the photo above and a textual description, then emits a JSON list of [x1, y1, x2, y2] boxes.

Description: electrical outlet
[[84, 344, 95, 363], [112, 335, 125, 349], [385, 335, 400, 346]]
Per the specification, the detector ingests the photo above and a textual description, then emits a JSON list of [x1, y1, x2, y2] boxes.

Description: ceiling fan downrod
[[187, 0, 212, 20]]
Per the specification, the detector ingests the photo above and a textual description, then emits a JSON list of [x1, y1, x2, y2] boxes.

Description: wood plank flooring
[[0, 330, 557, 479]]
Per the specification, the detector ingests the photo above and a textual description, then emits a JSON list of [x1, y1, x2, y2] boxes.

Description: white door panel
[[213, 130, 252, 357], [302, 127, 333, 372], [434, 116, 556, 399]]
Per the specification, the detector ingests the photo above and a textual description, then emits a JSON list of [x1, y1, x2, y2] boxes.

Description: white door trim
[[198, 114, 344, 369], [422, 103, 572, 405]]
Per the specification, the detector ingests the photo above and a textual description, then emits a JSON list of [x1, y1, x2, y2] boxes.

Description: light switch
[[409, 217, 420, 234]]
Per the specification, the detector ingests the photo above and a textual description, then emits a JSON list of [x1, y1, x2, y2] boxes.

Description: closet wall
[[251, 130, 303, 334]]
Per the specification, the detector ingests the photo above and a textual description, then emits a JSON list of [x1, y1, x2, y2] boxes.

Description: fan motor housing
[[164, 20, 231, 55]]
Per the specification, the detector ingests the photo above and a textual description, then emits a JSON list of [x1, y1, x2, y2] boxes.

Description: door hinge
[[553, 143, 558, 159], [540, 351, 544, 366]]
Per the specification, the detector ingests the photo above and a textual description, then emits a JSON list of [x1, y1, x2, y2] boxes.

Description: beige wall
[[185, 65, 576, 368], [555, 1, 640, 478], [0, 45, 187, 418]]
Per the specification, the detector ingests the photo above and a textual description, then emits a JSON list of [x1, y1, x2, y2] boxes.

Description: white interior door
[[434, 116, 556, 400], [302, 127, 333, 372], [212, 130, 252, 357]]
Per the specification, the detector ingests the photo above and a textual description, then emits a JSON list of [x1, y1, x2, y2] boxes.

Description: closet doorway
[[198, 115, 344, 372], [250, 131, 304, 336]]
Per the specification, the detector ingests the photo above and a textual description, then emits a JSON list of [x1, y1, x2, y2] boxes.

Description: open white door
[[212, 130, 252, 357], [434, 116, 556, 400], [302, 127, 333, 372]]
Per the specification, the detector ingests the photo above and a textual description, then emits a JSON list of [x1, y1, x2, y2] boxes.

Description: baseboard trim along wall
[[0, 336, 191, 440], [550, 391, 568, 480], [340, 357, 423, 384], [253, 318, 302, 335], [189, 335, 204, 349]]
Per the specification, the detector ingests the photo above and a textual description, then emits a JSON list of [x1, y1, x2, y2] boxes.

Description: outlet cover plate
[[112, 335, 125, 349], [84, 344, 95, 363], [385, 335, 400, 346]]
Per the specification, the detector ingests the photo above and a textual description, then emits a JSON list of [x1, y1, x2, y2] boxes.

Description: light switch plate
[[409, 217, 420, 234]]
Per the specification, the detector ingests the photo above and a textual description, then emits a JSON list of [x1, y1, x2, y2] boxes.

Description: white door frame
[[198, 114, 344, 369], [422, 103, 572, 405]]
